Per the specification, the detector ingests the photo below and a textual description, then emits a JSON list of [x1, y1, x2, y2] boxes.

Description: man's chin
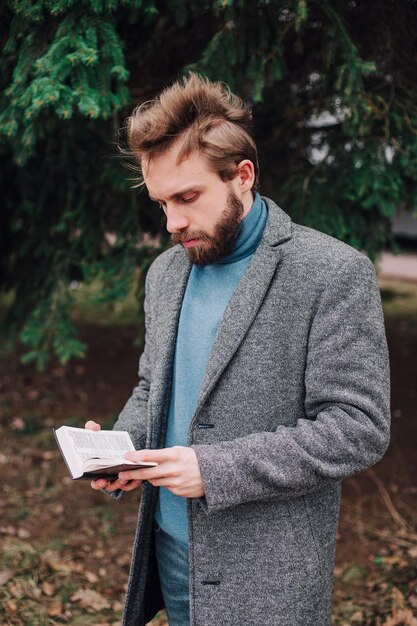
[[184, 242, 220, 266], [186, 248, 212, 266]]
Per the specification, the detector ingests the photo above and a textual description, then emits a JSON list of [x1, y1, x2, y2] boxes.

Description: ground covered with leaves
[[0, 279, 416, 625]]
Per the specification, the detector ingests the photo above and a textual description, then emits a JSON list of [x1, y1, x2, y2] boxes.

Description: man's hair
[[126, 72, 259, 188]]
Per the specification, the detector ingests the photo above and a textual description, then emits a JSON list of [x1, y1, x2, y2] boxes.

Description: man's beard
[[171, 188, 245, 265]]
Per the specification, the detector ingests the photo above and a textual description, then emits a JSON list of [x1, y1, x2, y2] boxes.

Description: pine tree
[[2, 0, 417, 367]]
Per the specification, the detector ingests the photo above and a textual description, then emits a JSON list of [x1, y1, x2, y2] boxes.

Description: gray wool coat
[[111, 196, 390, 626]]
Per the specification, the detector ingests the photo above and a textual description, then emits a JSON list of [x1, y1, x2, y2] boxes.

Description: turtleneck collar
[[217, 191, 268, 265]]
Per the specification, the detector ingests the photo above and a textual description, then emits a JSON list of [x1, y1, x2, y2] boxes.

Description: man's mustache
[[171, 231, 211, 244]]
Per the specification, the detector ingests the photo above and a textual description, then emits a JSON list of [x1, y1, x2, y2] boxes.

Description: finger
[[104, 478, 132, 492], [119, 463, 174, 482], [90, 479, 109, 490], [120, 480, 142, 492], [118, 469, 148, 481], [124, 447, 179, 463], [85, 421, 101, 431], [148, 477, 178, 488]]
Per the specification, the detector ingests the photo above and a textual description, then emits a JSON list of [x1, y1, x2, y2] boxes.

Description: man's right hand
[[84, 420, 143, 493]]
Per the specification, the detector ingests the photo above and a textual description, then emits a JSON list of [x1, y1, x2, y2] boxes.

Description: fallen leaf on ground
[[47, 598, 63, 616], [10, 417, 25, 430], [84, 570, 99, 583], [351, 610, 364, 621], [408, 545, 417, 559], [7, 581, 23, 598], [41, 549, 79, 573], [0, 570, 14, 585], [112, 600, 124, 611], [391, 586, 406, 610], [4, 599, 17, 612], [41, 581, 55, 596], [71, 588, 110, 611]]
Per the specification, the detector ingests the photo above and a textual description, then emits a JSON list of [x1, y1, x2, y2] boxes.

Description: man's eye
[[182, 194, 198, 203]]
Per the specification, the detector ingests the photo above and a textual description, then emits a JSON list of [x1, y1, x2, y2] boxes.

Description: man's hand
[[119, 446, 205, 498], [84, 420, 142, 493]]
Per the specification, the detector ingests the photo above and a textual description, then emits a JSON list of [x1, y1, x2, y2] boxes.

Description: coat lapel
[[191, 197, 292, 421], [152, 250, 191, 387], [148, 248, 192, 448]]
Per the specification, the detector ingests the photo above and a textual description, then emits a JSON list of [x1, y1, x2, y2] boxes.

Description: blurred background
[[0, 1, 416, 625]]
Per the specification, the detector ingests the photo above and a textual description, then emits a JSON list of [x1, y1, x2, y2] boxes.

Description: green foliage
[[1, 0, 417, 366], [1, 6, 131, 162]]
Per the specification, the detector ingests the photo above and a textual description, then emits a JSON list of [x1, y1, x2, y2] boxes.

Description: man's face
[[143, 142, 249, 265]]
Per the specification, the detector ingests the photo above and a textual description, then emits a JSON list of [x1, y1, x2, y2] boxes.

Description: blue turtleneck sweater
[[154, 192, 268, 544]]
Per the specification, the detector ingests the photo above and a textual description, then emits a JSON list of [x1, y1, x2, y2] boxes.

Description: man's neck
[[241, 188, 255, 219]]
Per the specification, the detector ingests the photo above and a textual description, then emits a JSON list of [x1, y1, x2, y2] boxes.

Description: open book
[[53, 426, 157, 480]]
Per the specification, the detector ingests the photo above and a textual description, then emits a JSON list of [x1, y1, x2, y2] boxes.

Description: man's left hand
[[119, 446, 205, 498]]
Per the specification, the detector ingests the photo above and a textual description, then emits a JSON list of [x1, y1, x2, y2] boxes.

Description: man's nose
[[165, 204, 189, 233]]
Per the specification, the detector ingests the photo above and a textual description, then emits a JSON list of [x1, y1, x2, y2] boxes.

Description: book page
[[65, 428, 135, 463]]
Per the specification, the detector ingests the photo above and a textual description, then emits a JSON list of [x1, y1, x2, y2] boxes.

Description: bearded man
[[86, 72, 390, 626]]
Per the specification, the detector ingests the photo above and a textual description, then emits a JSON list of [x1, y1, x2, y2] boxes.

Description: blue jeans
[[154, 522, 190, 626]]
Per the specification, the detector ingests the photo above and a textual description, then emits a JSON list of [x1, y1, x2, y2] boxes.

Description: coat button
[[201, 580, 221, 585]]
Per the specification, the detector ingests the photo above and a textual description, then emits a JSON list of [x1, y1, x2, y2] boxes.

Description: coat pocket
[[284, 496, 325, 584]]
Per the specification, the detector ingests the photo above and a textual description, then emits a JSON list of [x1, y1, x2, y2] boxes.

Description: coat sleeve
[[192, 254, 391, 514]]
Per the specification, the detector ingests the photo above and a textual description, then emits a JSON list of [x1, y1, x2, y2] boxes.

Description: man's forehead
[[143, 149, 216, 200]]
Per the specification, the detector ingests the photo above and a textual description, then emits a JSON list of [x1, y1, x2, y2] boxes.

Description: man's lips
[[181, 238, 202, 248]]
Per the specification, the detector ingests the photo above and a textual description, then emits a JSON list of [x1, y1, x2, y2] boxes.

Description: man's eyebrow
[[149, 186, 202, 202]]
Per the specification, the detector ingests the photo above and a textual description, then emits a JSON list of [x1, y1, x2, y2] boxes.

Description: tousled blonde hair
[[126, 72, 259, 188]]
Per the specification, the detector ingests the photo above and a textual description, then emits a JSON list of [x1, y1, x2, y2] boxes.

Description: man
[[86, 73, 390, 626]]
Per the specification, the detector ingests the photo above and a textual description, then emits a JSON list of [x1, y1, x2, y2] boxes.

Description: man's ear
[[236, 159, 255, 191]]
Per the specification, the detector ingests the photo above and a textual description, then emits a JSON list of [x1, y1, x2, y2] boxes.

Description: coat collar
[[260, 195, 293, 248], [152, 196, 293, 421]]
